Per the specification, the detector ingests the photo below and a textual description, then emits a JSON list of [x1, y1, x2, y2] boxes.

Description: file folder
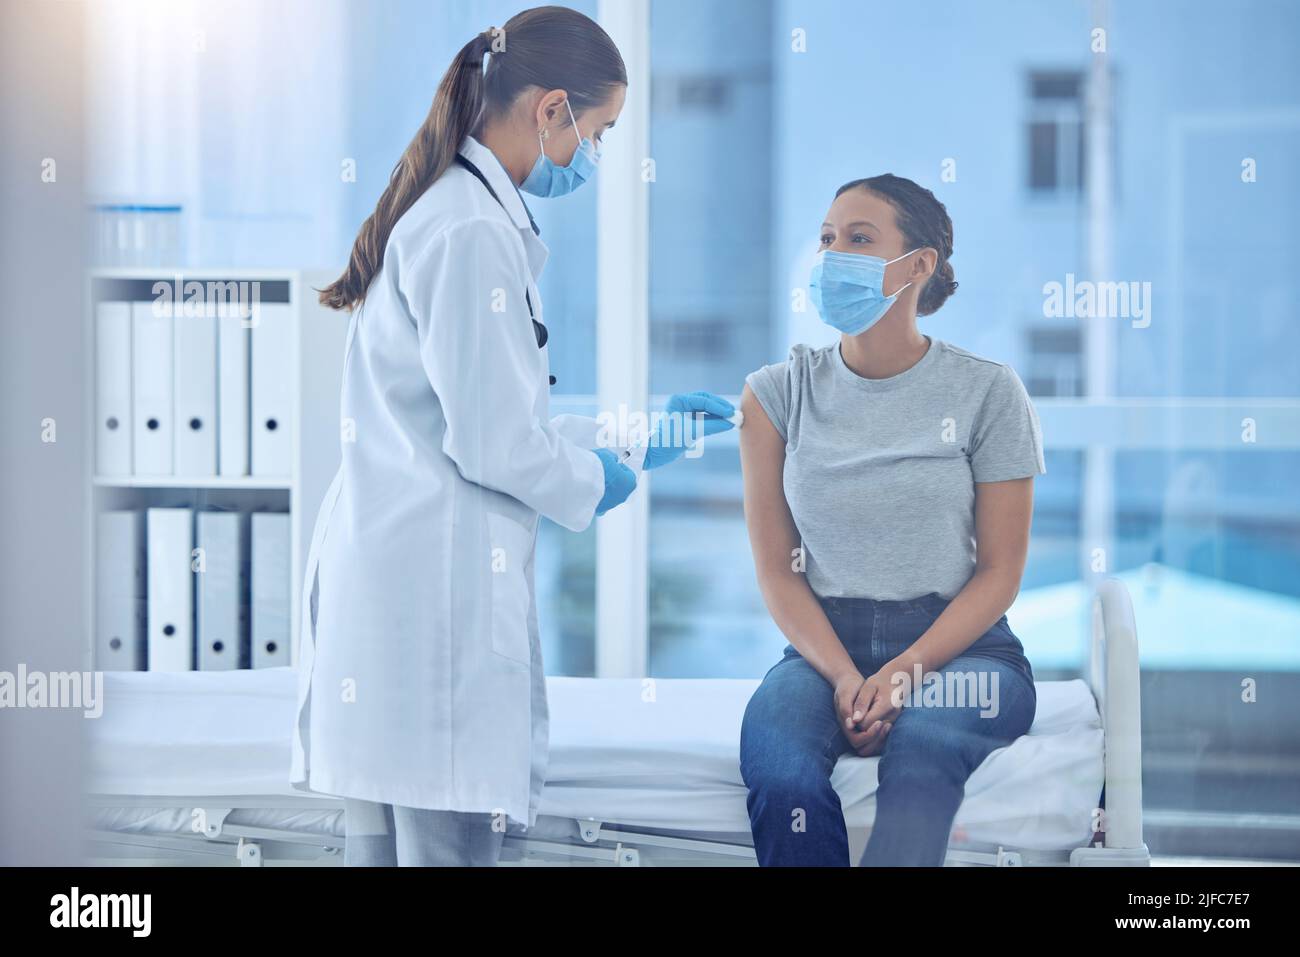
[[132, 301, 174, 476], [250, 511, 290, 668], [95, 302, 132, 476], [218, 307, 250, 477], [250, 303, 293, 477], [196, 510, 246, 670], [174, 304, 218, 476], [95, 510, 145, 670], [146, 507, 194, 671]]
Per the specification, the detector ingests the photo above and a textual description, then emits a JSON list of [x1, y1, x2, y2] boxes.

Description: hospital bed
[[83, 580, 1149, 867]]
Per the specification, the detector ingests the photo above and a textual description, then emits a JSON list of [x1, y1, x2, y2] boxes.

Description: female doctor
[[289, 6, 734, 866]]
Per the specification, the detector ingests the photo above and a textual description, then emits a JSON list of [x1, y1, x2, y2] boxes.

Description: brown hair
[[319, 6, 626, 311], [836, 173, 958, 316]]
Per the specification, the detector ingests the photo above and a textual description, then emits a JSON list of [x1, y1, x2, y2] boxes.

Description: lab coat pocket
[[487, 512, 534, 666]]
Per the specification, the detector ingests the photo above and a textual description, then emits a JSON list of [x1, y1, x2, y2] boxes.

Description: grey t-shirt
[[744, 336, 1046, 601]]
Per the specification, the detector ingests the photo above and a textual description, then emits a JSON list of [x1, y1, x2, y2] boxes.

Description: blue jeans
[[739, 592, 1037, 867]]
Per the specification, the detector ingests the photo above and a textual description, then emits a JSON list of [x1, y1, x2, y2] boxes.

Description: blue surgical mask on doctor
[[521, 97, 600, 198], [809, 247, 921, 336]]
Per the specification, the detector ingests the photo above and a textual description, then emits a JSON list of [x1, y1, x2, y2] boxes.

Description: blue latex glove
[[642, 391, 737, 471], [592, 447, 637, 516]]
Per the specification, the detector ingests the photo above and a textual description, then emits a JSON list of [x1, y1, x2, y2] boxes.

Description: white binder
[[94, 302, 132, 476], [250, 511, 290, 668], [173, 304, 218, 476], [217, 307, 250, 477], [132, 301, 174, 475], [196, 510, 246, 670], [250, 303, 293, 477], [95, 510, 145, 670], [146, 507, 194, 671]]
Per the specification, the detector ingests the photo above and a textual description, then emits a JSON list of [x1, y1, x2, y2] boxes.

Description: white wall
[[84, 0, 349, 268]]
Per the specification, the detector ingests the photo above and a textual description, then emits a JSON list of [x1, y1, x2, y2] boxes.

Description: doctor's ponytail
[[320, 7, 626, 312], [318, 31, 491, 311]]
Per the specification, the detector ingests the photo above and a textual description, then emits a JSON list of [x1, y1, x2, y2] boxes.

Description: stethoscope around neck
[[454, 153, 555, 385]]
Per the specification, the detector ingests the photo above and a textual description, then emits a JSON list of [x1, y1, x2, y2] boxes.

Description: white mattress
[[86, 668, 1104, 852]]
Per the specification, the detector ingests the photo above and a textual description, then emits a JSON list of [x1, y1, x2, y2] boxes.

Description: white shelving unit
[[84, 267, 350, 670]]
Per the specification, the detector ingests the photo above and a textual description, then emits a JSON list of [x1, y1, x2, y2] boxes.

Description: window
[[623, 2, 1300, 857], [646, 0, 776, 676], [1026, 71, 1086, 195], [1025, 325, 1083, 397]]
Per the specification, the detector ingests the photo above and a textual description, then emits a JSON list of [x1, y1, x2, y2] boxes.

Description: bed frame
[[1068, 577, 1151, 866], [85, 579, 1151, 868]]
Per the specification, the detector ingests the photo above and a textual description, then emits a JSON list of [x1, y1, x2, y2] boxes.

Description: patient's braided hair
[[836, 174, 958, 317]]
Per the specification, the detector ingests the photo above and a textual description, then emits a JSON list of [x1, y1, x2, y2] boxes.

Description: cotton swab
[[619, 410, 744, 463]]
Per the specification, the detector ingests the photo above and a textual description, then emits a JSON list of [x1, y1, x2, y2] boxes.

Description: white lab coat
[[290, 134, 619, 829]]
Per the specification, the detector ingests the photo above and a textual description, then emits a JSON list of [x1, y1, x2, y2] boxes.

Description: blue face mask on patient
[[520, 97, 600, 198], [809, 248, 921, 336]]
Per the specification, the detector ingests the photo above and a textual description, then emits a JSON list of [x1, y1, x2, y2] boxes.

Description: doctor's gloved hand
[[592, 448, 637, 516], [642, 392, 737, 470]]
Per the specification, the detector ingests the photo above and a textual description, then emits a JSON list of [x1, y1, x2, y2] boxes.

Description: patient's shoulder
[[935, 339, 1010, 375], [749, 342, 834, 391], [784, 341, 837, 378], [788, 341, 832, 361], [745, 343, 830, 440]]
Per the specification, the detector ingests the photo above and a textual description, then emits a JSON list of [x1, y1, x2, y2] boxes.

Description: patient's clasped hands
[[834, 670, 905, 757]]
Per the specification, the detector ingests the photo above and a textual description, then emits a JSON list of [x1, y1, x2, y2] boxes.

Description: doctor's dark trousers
[[739, 593, 1037, 867]]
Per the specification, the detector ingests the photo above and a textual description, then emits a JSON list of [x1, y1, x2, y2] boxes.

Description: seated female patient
[[738, 174, 1046, 867]]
